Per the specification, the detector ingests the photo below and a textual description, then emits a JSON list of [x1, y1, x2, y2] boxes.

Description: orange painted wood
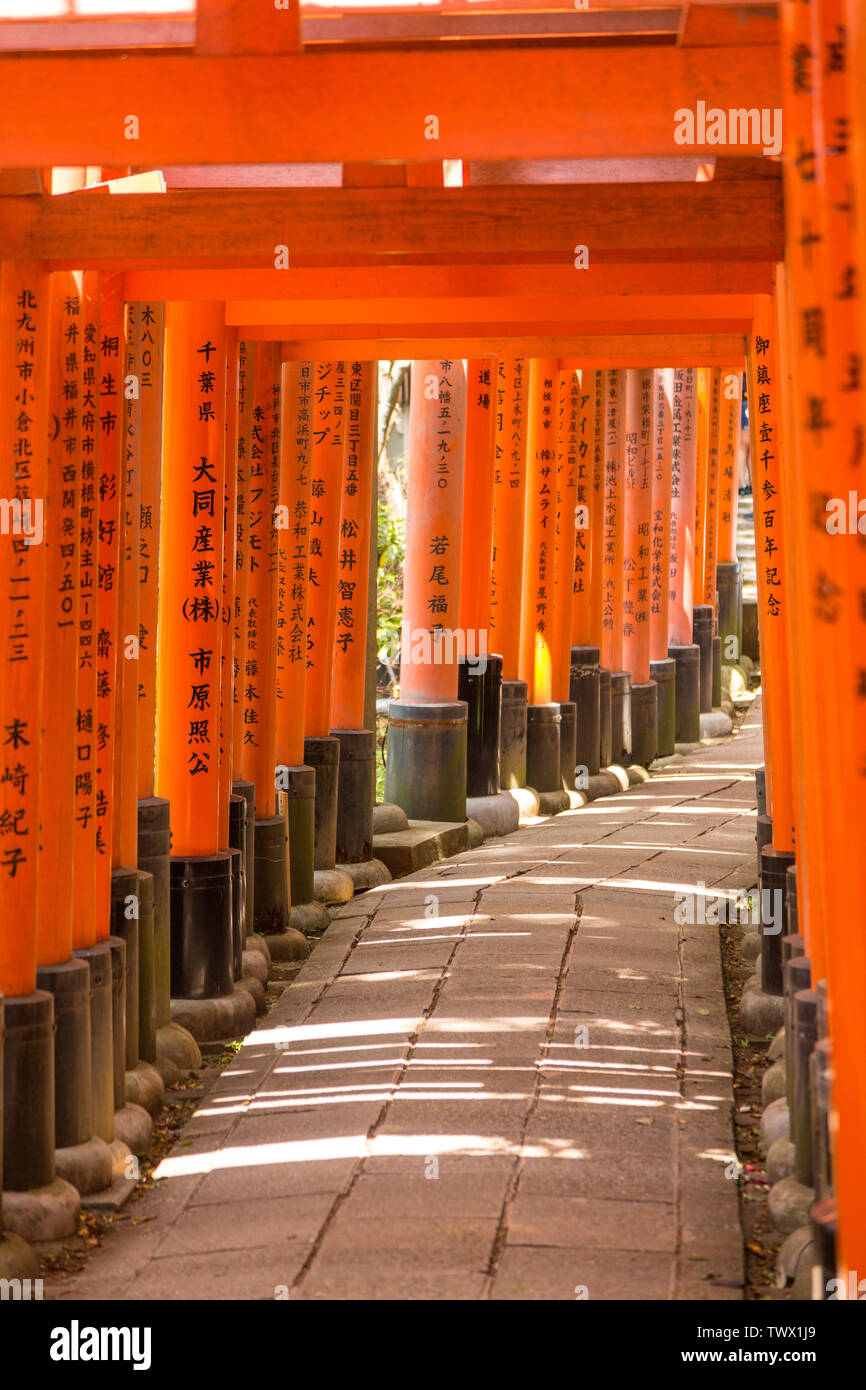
[[702, 366, 722, 607], [272, 334, 749, 365], [489, 356, 527, 680], [600, 369, 625, 674], [0, 47, 782, 167], [667, 366, 698, 646], [331, 360, 377, 732], [0, 262, 48, 993], [570, 369, 595, 647], [218, 328, 238, 847], [0, 181, 784, 265], [37, 271, 82, 967], [715, 364, 742, 565], [134, 302, 164, 800], [125, 264, 775, 303], [692, 366, 710, 607], [622, 368, 653, 685], [588, 369, 605, 652], [519, 358, 559, 704], [231, 339, 255, 780], [276, 360, 314, 768], [155, 302, 226, 857], [196, 0, 300, 55], [240, 341, 282, 818], [400, 359, 467, 704], [458, 359, 496, 642], [650, 368, 674, 662], [95, 272, 124, 907], [552, 369, 579, 702], [304, 361, 347, 736], [113, 300, 143, 871], [71, 272, 101, 950]]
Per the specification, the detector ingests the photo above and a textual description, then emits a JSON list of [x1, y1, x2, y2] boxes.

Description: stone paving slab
[[54, 699, 763, 1303]]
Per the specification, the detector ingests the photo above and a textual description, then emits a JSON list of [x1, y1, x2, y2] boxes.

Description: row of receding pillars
[[0, 266, 746, 1268]]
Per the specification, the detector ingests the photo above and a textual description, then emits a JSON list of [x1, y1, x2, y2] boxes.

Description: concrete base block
[[466, 819, 484, 849], [81, 1172, 138, 1214], [775, 1225, 815, 1291], [767, 1136, 796, 1186], [114, 1102, 153, 1156], [535, 789, 570, 816], [54, 1135, 114, 1196], [742, 930, 762, 961], [374, 829, 441, 877], [700, 709, 733, 739], [372, 802, 410, 834], [313, 867, 354, 905], [239, 975, 267, 1014], [409, 820, 471, 857], [125, 1061, 165, 1116], [762, 1058, 788, 1105], [466, 792, 520, 838], [0, 1231, 38, 1281], [242, 947, 270, 985], [109, 1138, 132, 1176], [768, 1028, 786, 1061], [760, 1096, 790, 1146], [244, 933, 272, 971], [504, 787, 540, 819], [169, 986, 257, 1043], [740, 986, 785, 1035], [261, 928, 311, 962], [337, 858, 392, 891], [156, 1019, 202, 1075], [625, 764, 651, 785], [289, 901, 332, 936], [1, 1178, 80, 1242], [769, 1177, 816, 1236], [153, 1054, 183, 1089]]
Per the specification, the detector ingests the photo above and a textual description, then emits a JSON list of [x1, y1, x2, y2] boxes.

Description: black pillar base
[[526, 703, 561, 793], [558, 700, 577, 793], [458, 654, 502, 799], [136, 869, 157, 1064], [279, 764, 316, 905], [692, 604, 714, 713], [71, 942, 115, 1143], [2, 992, 55, 1192], [570, 646, 601, 777], [34, 959, 91, 1151], [650, 657, 676, 757], [228, 792, 247, 975], [252, 814, 290, 935], [668, 644, 701, 743], [304, 735, 340, 870], [110, 866, 139, 1073], [499, 680, 528, 790], [231, 780, 256, 942], [137, 796, 171, 1034], [107, 936, 127, 1112], [793, 986, 818, 1187], [756, 766, 767, 816], [610, 671, 631, 764], [332, 729, 376, 863], [385, 699, 467, 823], [169, 851, 234, 1000], [716, 560, 743, 664], [712, 634, 722, 707], [599, 668, 612, 768], [759, 846, 796, 996], [756, 813, 773, 881], [786, 863, 798, 936], [629, 680, 658, 767]]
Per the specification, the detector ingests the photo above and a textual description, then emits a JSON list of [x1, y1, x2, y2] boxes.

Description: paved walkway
[[59, 702, 762, 1301]]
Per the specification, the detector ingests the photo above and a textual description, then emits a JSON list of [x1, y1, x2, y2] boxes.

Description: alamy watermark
[[673, 102, 782, 158], [674, 882, 782, 934], [0, 496, 43, 546]]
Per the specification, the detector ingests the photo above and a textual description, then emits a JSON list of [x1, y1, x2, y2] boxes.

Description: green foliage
[[377, 508, 405, 663]]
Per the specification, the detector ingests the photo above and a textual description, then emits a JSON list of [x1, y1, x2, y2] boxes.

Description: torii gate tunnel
[[0, 0, 864, 1313]]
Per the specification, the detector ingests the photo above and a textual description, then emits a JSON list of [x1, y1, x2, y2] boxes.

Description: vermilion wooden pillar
[[458, 358, 501, 802], [571, 369, 595, 649], [649, 368, 677, 755], [275, 359, 325, 929], [386, 358, 468, 822], [490, 355, 529, 790], [569, 368, 602, 780], [667, 367, 701, 743], [553, 368, 579, 792], [0, 261, 69, 1222], [155, 303, 250, 1039], [519, 358, 561, 793], [600, 368, 629, 763], [240, 341, 288, 936], [715, 364, 744, 665], [690, 366, 715, 713], [622, 368, 657, 766], [230, 338, 257, 942], [304, 360, 347, 870], [331, 360, 386, 872]]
